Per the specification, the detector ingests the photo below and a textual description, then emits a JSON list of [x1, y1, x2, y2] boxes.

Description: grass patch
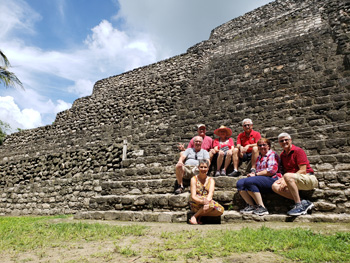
[[0, 216, 349, 262], [154, 226, 350, 262], [0, 215, 147, 252]]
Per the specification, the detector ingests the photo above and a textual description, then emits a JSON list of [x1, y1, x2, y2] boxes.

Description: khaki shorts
[[183, 165, 198, 179], [294, 173, 318, 190]]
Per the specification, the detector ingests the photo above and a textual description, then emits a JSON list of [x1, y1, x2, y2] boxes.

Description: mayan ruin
[[0, 0, 349, 223]]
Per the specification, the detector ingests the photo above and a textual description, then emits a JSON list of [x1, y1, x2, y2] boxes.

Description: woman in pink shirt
[[213, 126, 235, 176]]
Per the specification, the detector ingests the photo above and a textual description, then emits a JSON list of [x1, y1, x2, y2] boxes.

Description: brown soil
[[1, 218, 349, 263]]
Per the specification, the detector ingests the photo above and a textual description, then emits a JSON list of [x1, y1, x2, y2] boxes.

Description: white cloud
[[0, 0, 41, 39], [84, 20, 157, 71], [68, 79, 94, 97], [54, 99, 72, 114], [0, 96, 42, 131], [116, 0, 272, 57], [0, 0, 272, 130]]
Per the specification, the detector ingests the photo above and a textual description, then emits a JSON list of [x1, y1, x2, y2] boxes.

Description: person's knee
[[236, 179, 244, 189], [284, 173, 295, 183], [175, 164, 184, 173], [271, 182, 279, 193], [226, 150, 233, 157]]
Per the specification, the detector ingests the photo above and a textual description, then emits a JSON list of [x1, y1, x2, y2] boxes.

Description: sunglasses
[[243, 124, 251, 127], [258, 144, 268, 147], [279, 139, 290, 143]]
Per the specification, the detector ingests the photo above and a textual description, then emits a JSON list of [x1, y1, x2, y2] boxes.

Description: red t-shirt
[[213, 138, 234, 152], [280, 145, 314, 174], [236, 130, 261, 153], [187, 135, 213, 152]]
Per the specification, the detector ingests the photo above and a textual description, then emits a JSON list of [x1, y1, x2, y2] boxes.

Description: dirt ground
[[2, 218, 350, 263]]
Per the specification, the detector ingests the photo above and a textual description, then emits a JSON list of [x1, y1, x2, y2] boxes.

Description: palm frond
[[0, 49, 11, 67], [0, 66, 23, 89]]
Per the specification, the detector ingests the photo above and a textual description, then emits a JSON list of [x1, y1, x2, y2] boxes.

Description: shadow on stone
[[186, 212, 222, 224]]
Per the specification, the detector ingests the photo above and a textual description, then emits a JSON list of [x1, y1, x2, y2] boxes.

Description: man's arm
[[296, 164, 307, 174], [177, 152, 186, 164]]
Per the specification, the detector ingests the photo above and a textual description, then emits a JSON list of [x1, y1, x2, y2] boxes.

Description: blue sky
[[0, 0, 271, 132]]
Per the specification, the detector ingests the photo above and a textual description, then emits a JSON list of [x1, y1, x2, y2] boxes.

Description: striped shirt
[[256, 150, 282, 178]]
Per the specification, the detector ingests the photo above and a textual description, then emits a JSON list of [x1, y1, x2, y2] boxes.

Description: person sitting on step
[[272, 133, 318, 216], [237, 138, 282, 216], [177, 123, 215, 160], [175, 136, 210, 194], [228, 118, 261, 177], [212, 125, 235, 176], [189, 159, 224, 224]]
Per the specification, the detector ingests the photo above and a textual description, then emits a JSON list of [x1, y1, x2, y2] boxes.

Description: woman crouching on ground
[[189, 159, 224, 224], [236, 138, 282, 216]]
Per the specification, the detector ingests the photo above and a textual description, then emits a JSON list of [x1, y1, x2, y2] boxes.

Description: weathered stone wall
[[0, 0, 349, 221]]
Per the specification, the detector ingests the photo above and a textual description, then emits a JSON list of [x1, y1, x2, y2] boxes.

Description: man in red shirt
[[272, 133, 318, 216], [177, 124, 214, 158], [228, 118, 261, 177]]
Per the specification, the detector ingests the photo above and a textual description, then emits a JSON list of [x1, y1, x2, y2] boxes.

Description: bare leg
[[272, 178, 294, 200], [216, 151, 224, 171], [283, 173, 301, 203], [190, 207, 213, 225], [224, 150, 233, 170], [251, 146, 259, 169], [232, 148, 240, 170], [175, 164, 184, 186], [239, 190, 255, 206], [248, 191, 265, 207]]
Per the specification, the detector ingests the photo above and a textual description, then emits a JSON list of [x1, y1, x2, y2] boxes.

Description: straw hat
[[214, 125, 232, 137]]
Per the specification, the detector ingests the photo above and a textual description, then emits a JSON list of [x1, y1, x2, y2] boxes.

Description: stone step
[[103, 165, 175, 180], [121, 155, 175, 168], [101, 176, 242, 195], [89, 192, 237, 212], [74, 210, 350, 223], [89, 189, 340, 214]]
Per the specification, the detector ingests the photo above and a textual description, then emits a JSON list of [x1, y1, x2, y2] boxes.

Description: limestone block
[[316, 163, 334, 171], [315, 201, 336, 211], [143, 212, 159, 222], [214, 191, 235, 202], [326, 183, 347, 189], [129, 189, 142, 195], [158, 212, 173, 222], [169, 193, 189, 208], [133, 197, 146, 206], [121, 196, 133, 205], [42, 203, 50, 209], [94, 186, 102, 192], [335, 163, 350, 170], [172, 212, 187, 223]]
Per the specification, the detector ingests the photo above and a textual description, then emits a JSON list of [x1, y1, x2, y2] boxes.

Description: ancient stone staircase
[[1, 0, 349, 223], [74, 144, 350, 223]]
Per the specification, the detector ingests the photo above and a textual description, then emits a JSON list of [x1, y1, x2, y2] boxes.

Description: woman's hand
[[279, 180, 288, 191], [203, 198, 209, 205], [247, 172, 255, 177], [275, 178, 288, 191], [203, 204, 210, 211]]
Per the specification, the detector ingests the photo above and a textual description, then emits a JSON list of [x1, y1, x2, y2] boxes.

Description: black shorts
[[241, 153, 252, 162]]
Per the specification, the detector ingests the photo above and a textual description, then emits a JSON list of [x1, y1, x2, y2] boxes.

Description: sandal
[[174, 186, 184, 195]]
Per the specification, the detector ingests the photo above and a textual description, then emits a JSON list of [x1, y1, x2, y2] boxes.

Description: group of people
[[175, 119, 318, 224]]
